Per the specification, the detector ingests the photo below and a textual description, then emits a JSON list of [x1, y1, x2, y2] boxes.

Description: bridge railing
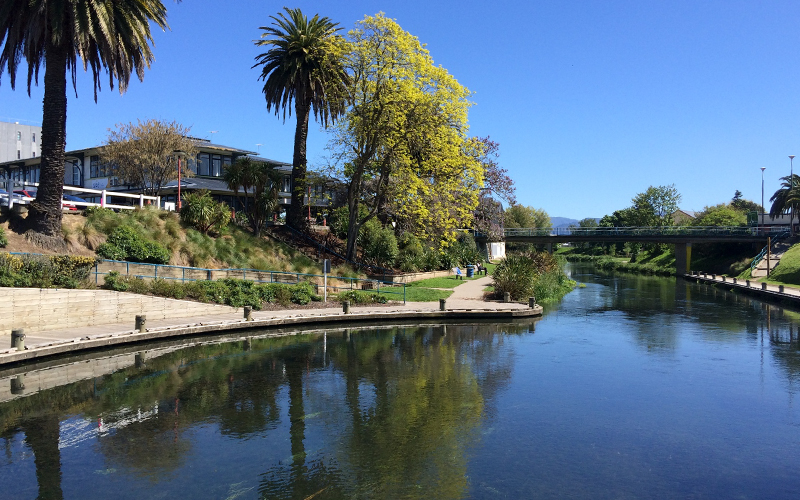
[[499, 226, 790, 238]]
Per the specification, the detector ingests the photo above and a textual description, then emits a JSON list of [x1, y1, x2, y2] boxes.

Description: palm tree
[[770, 174, 800, 234], [0, 1, 169, 237], [254, 7, 348, 230]]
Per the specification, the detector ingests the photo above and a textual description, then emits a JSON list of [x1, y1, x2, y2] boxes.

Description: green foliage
[[0, 226, 7, 248], [397, 233, 425, 272], [492, 251, 570, 301], [504, 205, 551, 229], [691, 204, 746, 227], [0, 252, 96, 289], [630, 184, 681, 226], [362, 225, 398, 267], [84, 206, 116, 218], [96, 226, 170, 264], [101, 274, 320, 308], [441, 233, 483, 268], [338, 290, 388, 304], [180, 190, 232, 234]]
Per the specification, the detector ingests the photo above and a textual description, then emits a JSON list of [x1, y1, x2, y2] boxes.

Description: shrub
[[84, 206, 116, 218], [0, 252, 96, 289], [338, 290, 388, 304], [96, 226, 170, 264], [363, 226, 398, 268], [180, 190, 232, 234], [492, 253, 537, 300], [0, 226, 7, 248]]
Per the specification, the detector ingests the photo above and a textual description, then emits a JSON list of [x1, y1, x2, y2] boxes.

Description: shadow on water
[[0, 320, 535, 500]]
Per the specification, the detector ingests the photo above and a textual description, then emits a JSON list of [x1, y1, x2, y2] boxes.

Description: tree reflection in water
[[0, 323, 526, 499]]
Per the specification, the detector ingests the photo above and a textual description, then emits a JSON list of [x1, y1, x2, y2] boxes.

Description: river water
[[1, 265, 799, 499]]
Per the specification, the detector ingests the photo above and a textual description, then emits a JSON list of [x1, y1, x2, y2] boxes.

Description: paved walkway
[[688, 272, 800, 302], [2, 275, 533, 365]]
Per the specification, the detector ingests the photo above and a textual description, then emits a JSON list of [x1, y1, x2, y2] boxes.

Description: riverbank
[[686, 271, 800, 307], [0, 275, 541, 367]]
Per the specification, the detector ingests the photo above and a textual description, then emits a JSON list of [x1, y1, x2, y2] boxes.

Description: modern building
[[0, 121, 41, 162], [0, 137, 340, 219]]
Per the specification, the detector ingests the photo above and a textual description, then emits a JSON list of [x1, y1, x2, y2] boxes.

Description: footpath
[[687, 271, 800, 305], [0, 274, 540, 366]]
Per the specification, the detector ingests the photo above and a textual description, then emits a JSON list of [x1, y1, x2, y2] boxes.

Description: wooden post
[[343, 300, 350, 314], [244, 306, 252, 321], [529, 297, 536, 308], [11, 329, 24, 351], [135, 315, 146, 333], [439, 298, 446, 311], [767, 237, 771, 277]]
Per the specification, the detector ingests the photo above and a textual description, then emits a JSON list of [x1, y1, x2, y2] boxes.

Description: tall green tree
[[503, 205, 551, 229], [769, 174, 800, 233], [254, 7, 348, 230], [0, 0, 169, 237], [327, 14, 481, 260]]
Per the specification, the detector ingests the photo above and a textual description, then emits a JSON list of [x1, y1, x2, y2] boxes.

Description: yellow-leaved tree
[[326, 13, 482, 261]]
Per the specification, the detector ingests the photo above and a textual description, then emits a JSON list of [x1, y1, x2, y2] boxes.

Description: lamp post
[[791, 155, 796, 235], [174, 150, 186, 211], [761, 166, 766, 230]]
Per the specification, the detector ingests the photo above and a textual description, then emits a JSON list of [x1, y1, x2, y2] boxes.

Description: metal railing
[[498, 226, 791, 238], [3, 252, 406, 303], [749, 232, 789, 273], [91, 258, 407, 303]]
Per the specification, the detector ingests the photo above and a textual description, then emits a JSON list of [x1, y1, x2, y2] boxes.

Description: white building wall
[[0, 121, 42, 162]]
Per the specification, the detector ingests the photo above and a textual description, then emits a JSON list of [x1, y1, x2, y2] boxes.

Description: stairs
[[751, 237, 797, 278]]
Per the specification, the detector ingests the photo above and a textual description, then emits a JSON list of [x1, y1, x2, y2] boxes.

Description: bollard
[[135, 315, 146, 333], [10, 375, 24, 395], [244, 306, 253, 321], [11, 329, 24, 351], [343, 300, 350, 314], [529, 297, 536, 308], [733, 278, 737, 284], [711, 274, 716, 279], [504, 292, 511, 303], [746, 280, 751, 287], [779, 285, 785, 293], [762, 283, 767, 290], [439, 298, 446, 311], [722, 276, 726, 282]]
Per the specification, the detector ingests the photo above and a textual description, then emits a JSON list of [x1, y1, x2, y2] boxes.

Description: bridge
[[475, 226, 791, 274]]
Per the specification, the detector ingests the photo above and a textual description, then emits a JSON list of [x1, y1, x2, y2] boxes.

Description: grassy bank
[[757, 243, 800, 286]]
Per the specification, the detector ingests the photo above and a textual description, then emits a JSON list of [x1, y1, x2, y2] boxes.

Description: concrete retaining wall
[[0, 288, 236, 337]]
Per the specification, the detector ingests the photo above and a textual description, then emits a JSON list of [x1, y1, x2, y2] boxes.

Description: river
[[0, 264, 798, 499]]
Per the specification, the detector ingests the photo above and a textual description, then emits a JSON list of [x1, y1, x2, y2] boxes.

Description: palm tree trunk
[[288, 91, 310, 230], [27, 41, 67, 237]]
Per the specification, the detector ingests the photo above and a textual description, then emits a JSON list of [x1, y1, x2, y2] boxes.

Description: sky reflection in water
[[1, 265, 799, 499]]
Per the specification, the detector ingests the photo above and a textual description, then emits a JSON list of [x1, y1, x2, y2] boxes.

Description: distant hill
[[550, 217, 601, 228]]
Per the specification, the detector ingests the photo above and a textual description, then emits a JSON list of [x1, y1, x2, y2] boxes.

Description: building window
[[32, 133, 35, 143], [282, 175, 291, 193], [16, 131, 21, 141], [211, 155, 222, 177], [17, 150, 20, 159], [197, 153, 210, 176], [31, 151, 35, 158]]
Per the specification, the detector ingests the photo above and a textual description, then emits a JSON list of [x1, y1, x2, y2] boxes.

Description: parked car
[[62, 194, 88, 211], [13, 189, 37, 199]]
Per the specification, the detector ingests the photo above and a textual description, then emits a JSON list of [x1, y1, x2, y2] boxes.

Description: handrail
[[3, 252, 406, 303], [493, 226, 791, 238], [749, 232, 789, 273]]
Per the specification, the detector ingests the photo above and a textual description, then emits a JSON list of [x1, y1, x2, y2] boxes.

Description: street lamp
[[174, 150, 186, 211], [761, 166, 766, 229], [790, 155, 796, 235]]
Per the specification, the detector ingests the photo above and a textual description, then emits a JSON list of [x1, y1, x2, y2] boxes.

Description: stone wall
[[0, 288, 236, 336]]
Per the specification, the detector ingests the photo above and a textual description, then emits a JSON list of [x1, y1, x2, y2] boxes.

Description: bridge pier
[[675, 242, 692, 274], [546, 242, 553, 254]]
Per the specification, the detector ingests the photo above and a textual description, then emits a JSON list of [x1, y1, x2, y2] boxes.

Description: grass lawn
[[757, 243, 800, 286], [407, 275, 479, 288], [382, 286, 453, 302]]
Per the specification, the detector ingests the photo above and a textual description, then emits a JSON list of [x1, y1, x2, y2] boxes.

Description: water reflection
[[0, 322, 533, 499]]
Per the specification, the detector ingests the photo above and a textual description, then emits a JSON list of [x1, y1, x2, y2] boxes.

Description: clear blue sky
[[2, 0, 800, 219]]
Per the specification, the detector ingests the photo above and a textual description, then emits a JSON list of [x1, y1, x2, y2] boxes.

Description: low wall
[[0, 288, 236, 337]]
